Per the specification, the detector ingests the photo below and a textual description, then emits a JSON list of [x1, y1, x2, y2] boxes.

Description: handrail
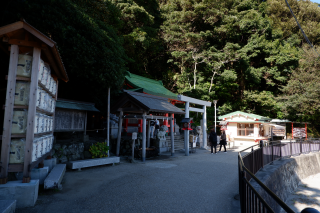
[[238, 139, 320, 213], [243, 178, 274, 213], [242, 165, 295, 213]]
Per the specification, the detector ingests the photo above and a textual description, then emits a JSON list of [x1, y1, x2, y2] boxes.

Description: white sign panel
[[132, 132, 137, 140]]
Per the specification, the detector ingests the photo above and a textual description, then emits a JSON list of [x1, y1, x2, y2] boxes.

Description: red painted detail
[[163, 113, 170, 132], [305, 123, 308, 139], [124, 118, 128, 132], [138, 119, 143, 133]]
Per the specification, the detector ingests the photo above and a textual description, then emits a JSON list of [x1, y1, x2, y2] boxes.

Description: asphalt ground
[[16, 146, 248, 213]]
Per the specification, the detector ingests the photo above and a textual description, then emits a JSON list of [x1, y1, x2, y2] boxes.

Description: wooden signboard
[[272, 127, 285, 136]]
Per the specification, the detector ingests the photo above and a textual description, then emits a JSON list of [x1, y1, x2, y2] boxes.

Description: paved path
[[17, 146, 248, 213]]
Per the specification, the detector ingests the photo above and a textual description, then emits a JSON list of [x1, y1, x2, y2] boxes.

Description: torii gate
[[177, 95, 212, 156]]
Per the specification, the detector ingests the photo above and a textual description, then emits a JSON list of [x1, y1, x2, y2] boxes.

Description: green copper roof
[[56, 99, 99, 112], [125, 71, 177, 99], [218, 111, 270, 121]]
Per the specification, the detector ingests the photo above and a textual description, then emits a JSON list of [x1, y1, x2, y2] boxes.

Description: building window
[[237, 123, 254, 136]]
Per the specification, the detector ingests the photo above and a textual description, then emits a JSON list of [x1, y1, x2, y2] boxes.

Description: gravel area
[[282, 173, 320, 213]]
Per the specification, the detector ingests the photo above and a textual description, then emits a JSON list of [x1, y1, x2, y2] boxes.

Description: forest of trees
[[1, 0, 320, 134]]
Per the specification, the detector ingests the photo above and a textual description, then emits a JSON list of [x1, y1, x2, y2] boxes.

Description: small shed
[[111, 90, 185, 161], [218, 111, 272, 146], [54, 99, 99, 133]]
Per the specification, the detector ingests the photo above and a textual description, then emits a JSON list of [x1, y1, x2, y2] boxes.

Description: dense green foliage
[[1, 0, 127, 110], [1, 0, 320, 131]]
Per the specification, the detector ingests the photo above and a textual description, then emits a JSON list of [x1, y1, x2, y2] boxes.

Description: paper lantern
[[38, 59, 44, 81], [17, 54, 32, 78], [11, 110, 27, 134], [32, 138, 38, 162], [37, 137, 43, 158], [9, 139, 25, 163], [14, 81, 30, 106]]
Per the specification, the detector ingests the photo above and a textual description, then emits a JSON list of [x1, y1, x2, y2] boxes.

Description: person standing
[[219, 130, 227, 153], [209, 128, 218, 154]]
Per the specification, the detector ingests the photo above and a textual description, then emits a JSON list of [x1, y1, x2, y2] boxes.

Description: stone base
[[159, 147, 169, 153], [67, 157, 120, 170], [0, 200, 16, 213], [0, 180, 39, 208], [44, 158, 57, 172], [15, 167, 49, 185]]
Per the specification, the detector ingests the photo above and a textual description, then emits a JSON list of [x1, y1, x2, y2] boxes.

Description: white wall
[[225, 123, 237, 138]]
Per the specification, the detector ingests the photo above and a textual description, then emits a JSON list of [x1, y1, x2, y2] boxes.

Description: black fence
[[238, 139, 320, 213]]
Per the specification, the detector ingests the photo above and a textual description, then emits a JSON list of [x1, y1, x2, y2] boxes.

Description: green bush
[[89, 142, 109, 158]]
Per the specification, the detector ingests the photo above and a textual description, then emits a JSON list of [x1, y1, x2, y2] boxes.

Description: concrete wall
[[250, 152, 320, 213]]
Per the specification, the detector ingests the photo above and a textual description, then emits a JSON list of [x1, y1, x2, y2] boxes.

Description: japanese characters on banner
[[293, 127, 306, 138]]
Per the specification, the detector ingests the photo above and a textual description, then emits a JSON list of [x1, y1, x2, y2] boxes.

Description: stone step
[[0, 200, 16, 213], [67, 156, 120, 171], [44, 164, 66, 190]]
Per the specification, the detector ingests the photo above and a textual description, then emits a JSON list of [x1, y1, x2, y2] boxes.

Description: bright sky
[[311, 0, 320, 4]]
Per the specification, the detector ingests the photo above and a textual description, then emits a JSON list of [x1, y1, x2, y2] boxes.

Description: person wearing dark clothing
[[219, 130, 227, 153], [209, 128, 218, 154]]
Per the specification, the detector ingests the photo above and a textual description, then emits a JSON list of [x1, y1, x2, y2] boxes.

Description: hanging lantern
[[181, 118, 193, 130]]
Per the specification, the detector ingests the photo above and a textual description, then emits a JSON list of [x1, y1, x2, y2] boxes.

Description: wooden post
[[23, 47, 41, 182], [305, 123, 307, 140], [142, 112, 147, 162], [170, 114, 174, 156], [0, 45, 19, 183], [147, 119, 151, 148], [202, 105, 207, 149], [116, 110, 123, 156]]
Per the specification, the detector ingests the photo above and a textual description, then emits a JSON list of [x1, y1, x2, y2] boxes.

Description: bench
[[0, 200, 16, 213], [44, 164, 66, 190], [67, 156, 120, 171]]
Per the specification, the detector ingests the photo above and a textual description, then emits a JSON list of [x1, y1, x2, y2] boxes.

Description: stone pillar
[[147, 120, 151, 148], [142, 112, 147, 162], [170, 114, 174, 156], [185, 102, 189, 156], [202, 105, 207, 149], [116, 110, 123, 156]]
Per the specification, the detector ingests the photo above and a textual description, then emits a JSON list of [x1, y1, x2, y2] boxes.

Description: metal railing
[[238, 139, 320, 213]]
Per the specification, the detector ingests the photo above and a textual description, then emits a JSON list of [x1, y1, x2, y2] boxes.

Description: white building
[[218, 111, 285, 146]]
